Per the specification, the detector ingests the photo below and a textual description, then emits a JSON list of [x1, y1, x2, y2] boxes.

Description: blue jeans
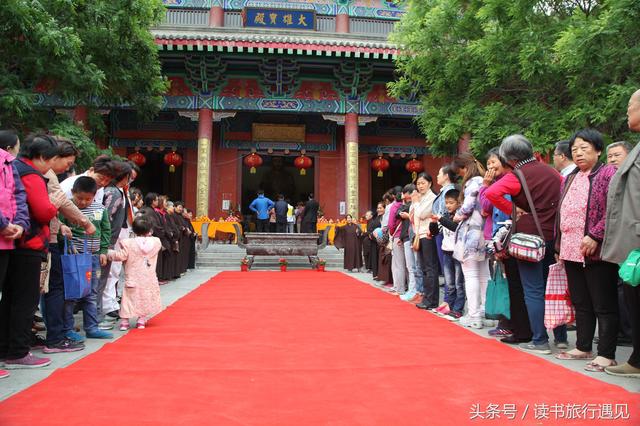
[[517, 240, 567, 345], [414, 250, 424, 294], [44, 244, 66, 345], [442, 251, 465, 313], [64, 255, 101, 334]]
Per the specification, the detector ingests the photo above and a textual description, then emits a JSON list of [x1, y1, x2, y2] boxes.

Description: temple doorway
[[240, 154, 315, 215], [130, 149, 184, 202]]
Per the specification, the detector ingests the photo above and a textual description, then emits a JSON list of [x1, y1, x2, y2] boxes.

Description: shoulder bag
[[507, 169, 546, 262]]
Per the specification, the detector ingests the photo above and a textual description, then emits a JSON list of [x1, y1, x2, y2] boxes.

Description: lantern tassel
[[412, 171, 417, 180], [377, 170, 383, 177], [300, 169, 306, 176], [250, 167, 256, 174]]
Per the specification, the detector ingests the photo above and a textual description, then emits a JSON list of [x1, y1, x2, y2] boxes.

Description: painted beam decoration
[[243, 7, 316, 30]]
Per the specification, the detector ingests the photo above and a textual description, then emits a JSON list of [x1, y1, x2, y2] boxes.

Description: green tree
[[0, 0, 168, 130], [390, 0, 640, 155]]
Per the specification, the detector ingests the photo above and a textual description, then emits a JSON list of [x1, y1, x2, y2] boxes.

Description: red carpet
[[1, 271, 638, 425]]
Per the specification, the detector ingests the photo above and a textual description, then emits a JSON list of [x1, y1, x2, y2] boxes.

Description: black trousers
[[503, 257, 533, 340], [276, 222, 287, 233], [301, 221, 316, 233], [0, 249, 43, 359], [369, 239, 379, 277], [624, 283, 640, 368], [565, 260, 619, 359], [256, 219, 269, 232], [419, 237, 439, 308], [44, 244, 66, 345]]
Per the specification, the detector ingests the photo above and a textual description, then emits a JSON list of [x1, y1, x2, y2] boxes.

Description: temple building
[[38, 0, 451, 219]]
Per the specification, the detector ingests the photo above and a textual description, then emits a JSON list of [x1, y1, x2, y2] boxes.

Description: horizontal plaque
[[243, 8, 316, 30], [252, 123, 306, 143]]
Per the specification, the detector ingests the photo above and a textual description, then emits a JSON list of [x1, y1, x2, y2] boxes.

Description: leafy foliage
[[0, 0, 168, 130], [390, 0, 640, 155], [49, 116, 115, 172]]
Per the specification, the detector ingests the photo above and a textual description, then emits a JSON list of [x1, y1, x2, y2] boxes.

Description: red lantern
[[405, 158, 424, 180], [371, 156, 390, 177], [163, 151, 183, 173], [294, 154, 312, 175], [243, 153, 263, 174], [127, 151, 146, 167]]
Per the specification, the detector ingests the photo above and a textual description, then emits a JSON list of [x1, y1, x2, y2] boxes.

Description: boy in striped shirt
[[59, 176, 112, 340]]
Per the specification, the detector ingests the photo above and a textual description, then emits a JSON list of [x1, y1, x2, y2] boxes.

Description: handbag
[[485, 261, 511, 320], [544, 262, 575, 328], [507, 169, 546, 262], [619, 248, 640, 287], [412, 234, 420, 251], [61, 236, 92, 301]]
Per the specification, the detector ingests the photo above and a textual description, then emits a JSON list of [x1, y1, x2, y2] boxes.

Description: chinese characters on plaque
[[243, 8, 316, 30]]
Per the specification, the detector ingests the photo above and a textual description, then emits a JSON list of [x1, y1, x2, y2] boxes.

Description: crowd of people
[[248, 191, 319, 233], [342, 89, 640, 379], [0, 132, 196, 378]]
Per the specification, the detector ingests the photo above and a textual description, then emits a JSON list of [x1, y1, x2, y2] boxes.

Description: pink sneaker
[[136, 318, 146, 329], [4, 353, 51, 369], [0, 369, 9, 379], [435, 303, 450, 316], [119, 320, 130, 331]]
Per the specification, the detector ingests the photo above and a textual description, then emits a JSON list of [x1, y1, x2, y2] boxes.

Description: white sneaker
[[98, 320, 115, 330], [460, 315, 483, 329], [482, 319, 497, 328]]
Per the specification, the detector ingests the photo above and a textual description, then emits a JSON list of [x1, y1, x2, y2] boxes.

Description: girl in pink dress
[[107, 216, 162, 330]]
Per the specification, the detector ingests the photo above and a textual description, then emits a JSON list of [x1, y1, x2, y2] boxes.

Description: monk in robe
[[334, 214, 363, 271]]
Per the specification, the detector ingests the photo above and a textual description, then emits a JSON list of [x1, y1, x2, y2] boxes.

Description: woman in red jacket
[[0, 134, 64, 369]]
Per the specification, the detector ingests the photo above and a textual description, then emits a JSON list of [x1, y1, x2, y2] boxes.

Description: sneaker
[[482, 319, 498, 328], [488, 327, 513, 337], [43, 339, 85, 354], [445, 311, 462, 321], [65, 331, 86, 343], [554, 341, 569, 350], [0, 369, 9, 379], [460, 316, 483, 329], [4, 353, 51, 369], [106, 311, 120, 320], [604, 362, 640, 378], [98, 320, 115, 330], [519, 342, 552, 355], [30, 333, 46, 350], [86, 330, 113, 339], [435, 303, 450, 316], [119, 320, 130, 331], [400, 291, 416, 302], [136, 319, 146, 329]]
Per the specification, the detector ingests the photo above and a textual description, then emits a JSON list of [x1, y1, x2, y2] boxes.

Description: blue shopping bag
[[485, 261, 511, 320], [61, 236, 92, 300]]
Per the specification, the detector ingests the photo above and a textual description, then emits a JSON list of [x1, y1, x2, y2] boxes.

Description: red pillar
[[209, 6, 224, 27], [73, 106, 89, 130], [336, 13, 349, 33], [196, 108, 213, 218]]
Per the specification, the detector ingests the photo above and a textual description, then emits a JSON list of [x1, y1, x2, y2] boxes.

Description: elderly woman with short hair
[[486, 134, 568, 354], [554, 129, 619, 372]]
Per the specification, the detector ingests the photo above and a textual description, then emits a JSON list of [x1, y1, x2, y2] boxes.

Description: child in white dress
[[107, 216, 162, 330]]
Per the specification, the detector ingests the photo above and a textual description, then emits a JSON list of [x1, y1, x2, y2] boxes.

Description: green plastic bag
[[485, 262, 511, 320], [619, 249, 640, 287]]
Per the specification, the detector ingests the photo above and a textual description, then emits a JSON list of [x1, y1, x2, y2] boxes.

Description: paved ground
[[1, 268, 638, 401]]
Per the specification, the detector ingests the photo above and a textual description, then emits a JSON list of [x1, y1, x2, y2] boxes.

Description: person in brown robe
[[334, 214, 363, 271], [174, 202, 190, 275], [183, 208, 197, 269], [138, 192, 171, 282], [165, 201, 184, 278]]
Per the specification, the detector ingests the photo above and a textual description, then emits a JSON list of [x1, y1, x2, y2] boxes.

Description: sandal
[[554, 351, 594, 360], [585, 360, 617, 373]]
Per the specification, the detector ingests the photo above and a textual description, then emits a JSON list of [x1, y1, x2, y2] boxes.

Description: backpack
[[619, 249, 640, 287]]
